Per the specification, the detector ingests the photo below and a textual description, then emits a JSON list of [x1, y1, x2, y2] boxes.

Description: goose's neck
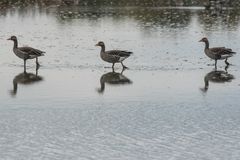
[[98, 78, 105, 93], [13, 39, 18, 49], [100, 81, 105, 92], [13, 80, 18, 95], [101, 45, 105, 52], [204, 77, 209, 90], [204, 41, 209, 49]]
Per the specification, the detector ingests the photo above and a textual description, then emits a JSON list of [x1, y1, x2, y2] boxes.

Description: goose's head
[[95, 41, 105, 47], [7, 36, 17, 41], [199, 37, 208, 43]]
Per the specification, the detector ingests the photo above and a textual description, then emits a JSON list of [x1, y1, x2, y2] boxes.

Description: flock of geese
[[7, 35, 236, 71], [7, 35, 237, 95]]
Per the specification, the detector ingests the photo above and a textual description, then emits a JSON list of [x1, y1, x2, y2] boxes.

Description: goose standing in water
[[199, 37, 236, 68], [95, 41, 133, 69], [7, 36, 45, 72]]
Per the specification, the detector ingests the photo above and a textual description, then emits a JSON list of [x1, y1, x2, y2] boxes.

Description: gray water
[[0, 5, 240, 160]]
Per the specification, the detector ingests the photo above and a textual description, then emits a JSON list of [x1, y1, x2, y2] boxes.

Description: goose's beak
[[7, 38, 11, 40], [199, 39, 203, 42], [95, 44, 99, 46]]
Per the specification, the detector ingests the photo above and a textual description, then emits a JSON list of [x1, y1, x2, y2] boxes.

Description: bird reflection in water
[[200, 67, 234, 92], [97, 69, 132, 94], [10, 69, 43, 96]]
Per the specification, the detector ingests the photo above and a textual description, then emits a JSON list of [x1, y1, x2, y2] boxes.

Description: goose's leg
[[36, 57, 40, 66], [36, 57, 40, 71], [225, 58, 230, 66], [121, 62, 128, 69], [225, 65, 229, 73], [24, 59, 26, 73], [36, 65, 39, 76], [111, 67, 115, 73], [214, 60, 217, 70]]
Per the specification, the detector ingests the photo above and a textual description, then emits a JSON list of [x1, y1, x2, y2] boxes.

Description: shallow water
[[0, 5, 240, 160]]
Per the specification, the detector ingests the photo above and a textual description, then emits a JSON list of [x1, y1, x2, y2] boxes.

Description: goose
[[7, 36, 45, 71], [199, 37, 236, 68], [95, 41, 133, 69]]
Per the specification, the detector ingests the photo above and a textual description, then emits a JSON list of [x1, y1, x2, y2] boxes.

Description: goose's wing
[[106, 50, 133, 58], [19, 47, 45, 56], [210, 47, 236, 55]]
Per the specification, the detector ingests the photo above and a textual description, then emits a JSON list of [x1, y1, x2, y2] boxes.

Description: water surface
[[0, 5, 240, 160]]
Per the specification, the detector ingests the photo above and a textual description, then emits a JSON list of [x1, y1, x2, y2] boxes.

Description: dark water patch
[[2, 0, 240, 8]]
